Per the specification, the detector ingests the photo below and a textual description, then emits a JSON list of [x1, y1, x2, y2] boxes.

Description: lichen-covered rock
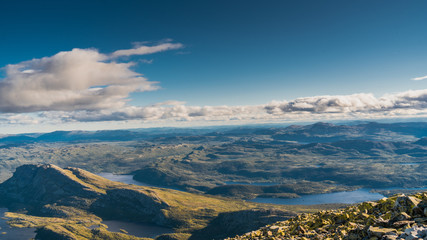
[[190, 209, 293, 240], [226, 192, 427, 240], [368, 226, 397, 238], [398, 225, 427, 239]]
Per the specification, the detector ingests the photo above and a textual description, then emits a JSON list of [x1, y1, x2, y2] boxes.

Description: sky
[[1, 0, 427, 133]]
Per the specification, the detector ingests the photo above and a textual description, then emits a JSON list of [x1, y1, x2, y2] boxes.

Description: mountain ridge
[[0, 164, 302, 240], [3, 121, 427, 145]]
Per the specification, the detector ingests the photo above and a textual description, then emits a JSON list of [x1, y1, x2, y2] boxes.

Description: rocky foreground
[[227, 192, 427, 240]]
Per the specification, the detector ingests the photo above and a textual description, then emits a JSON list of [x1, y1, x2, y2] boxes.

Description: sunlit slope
[[0, 164, 327, 240]]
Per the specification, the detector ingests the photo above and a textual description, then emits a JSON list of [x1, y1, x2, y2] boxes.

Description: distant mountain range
[[2, 121, 427, 145]]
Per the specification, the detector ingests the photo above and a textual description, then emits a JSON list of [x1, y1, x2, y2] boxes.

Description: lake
[[97, 173, 156, 187], [97, 173, 427, 206], [251, 186, 427, 205], [0, 208, 36, 240], [97, 172, 183, 191], [250, 188, 384, 205]]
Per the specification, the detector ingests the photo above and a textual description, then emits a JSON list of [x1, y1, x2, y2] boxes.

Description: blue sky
[[1, 0, 427, 133]]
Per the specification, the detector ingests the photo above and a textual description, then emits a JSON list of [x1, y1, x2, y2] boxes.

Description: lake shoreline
[[97, 173, 427, 206]]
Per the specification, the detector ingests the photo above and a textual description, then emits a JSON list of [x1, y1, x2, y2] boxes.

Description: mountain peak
[[0, 164, 102, 207]]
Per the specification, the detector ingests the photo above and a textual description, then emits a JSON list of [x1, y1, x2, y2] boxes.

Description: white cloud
[[2, 41, 427, 129], [49, 104, 264, 122], [0, 42, 183, 113], [111, 42, 183, 58], [7, 88, 427, 131], [0, 114, 39, 125], [411, 75, 427, 81], [151, 100, 186, 107], [32, 89, 427, 124], [265, 89, 427, 115]]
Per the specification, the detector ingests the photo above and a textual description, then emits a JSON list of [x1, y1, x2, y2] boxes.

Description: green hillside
[[0, 164, 333, 240]]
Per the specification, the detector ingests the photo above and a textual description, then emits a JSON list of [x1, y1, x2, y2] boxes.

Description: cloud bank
[[55, 105, 263, 122], [1, 42, 427, 128], [33, 89, 427, 125], [265, 90, 427, 115]]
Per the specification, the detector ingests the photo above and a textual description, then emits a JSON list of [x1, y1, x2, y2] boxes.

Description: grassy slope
[[2, 165, 340, 240]]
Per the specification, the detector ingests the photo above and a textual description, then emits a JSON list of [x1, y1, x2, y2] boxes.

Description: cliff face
[[227, 193, 427, 240]]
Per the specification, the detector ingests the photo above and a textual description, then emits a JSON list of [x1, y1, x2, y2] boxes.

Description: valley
[[0, 122, 426, 239], [0, 122, 425, 199], [0, 164, 335, 240]]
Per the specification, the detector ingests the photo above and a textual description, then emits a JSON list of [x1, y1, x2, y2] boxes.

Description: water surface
[[97, 173, 183, 191], [251, 189, 384, 205], [97, 173, 426, 206], [97, 173, 155, 187], [0, 208, 36, 240]]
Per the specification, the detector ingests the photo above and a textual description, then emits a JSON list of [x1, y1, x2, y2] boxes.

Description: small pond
[[97, 173, 155, 187]]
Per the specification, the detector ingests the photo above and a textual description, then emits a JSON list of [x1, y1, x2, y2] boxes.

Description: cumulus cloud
[[1, 41, 427, 127], [412, 75, 427, 81], [264, 89, 427, 115], [50, 104, 264, 122], [0, 42, 182, 113], [0, 114, 39, 125], [34, 89, 427, 124], [265, 93, 381, 114], [9, 89, 427, 127]]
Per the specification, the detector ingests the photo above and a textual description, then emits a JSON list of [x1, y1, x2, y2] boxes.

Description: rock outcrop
[[189, 209, 293, 240], [227, 192, 427, 240]]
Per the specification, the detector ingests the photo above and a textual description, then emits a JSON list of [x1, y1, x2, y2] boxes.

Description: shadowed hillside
[[0, 164, 330, 240]]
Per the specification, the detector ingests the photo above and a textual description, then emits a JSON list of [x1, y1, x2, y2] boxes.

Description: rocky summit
[[227, 192, 427, 240]]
